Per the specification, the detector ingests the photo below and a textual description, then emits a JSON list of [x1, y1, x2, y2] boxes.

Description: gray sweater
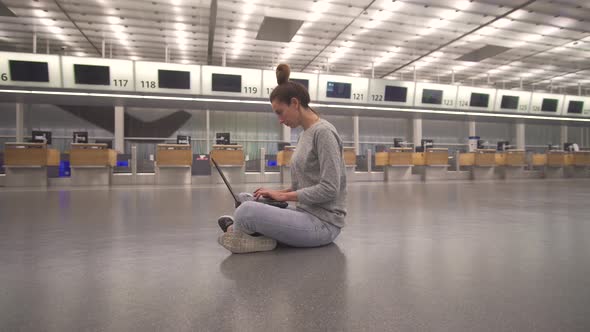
[[291, 119, 347, 228]]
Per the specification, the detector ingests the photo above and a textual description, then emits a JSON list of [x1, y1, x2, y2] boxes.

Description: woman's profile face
[[271, 97, 300, 128]]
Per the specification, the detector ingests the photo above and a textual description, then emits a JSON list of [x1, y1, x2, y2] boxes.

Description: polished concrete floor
[[1, 179, 590, 331]]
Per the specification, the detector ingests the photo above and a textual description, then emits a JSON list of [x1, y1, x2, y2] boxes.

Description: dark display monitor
[[393, 138, 404, 148], [497, 141, 510, 151], [177, 135, 191, 145], [212, 73, 241, 92], [32, 130, 52, 144], [541, 98, 559, 112], [422, 89, 443, 104], [384, 86, 408, 102], [500, 95, 519, 110], [74, 64, 110, 85], [470, 92, 490, 107], [9, 60, 50, 82], [95, 139, 112, 149], [158, 69, 190, 89], [290, 78, 309, 90], [326, 82, 351, 99], [216, 132, 230, 145], [567, 100, 584, 114], [421, 139, 434, 149], [564, 142, 574, 152], [73, 131, 88, 143]]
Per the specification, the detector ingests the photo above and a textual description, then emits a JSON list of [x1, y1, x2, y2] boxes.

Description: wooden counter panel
[[277, 150, 294, 166], [573, 152, 590, 166], [412, 153, 425, 166], [505, 152, 526, 166], [495, 153, 506, 166], [4, 148, 56, 166], [531, 154, 546, 166], [547, 153, 566, 167], [425, 150, 448, 166], [459, 153, 474, 166], [343, 149, 356, 166], [389, 151, 413, 166], [210, 149, 244, 166], [375, 152, 389, 166], [70, 149, 116, 166], [157, 149, 192, 166], [475, 152, 495, 166]]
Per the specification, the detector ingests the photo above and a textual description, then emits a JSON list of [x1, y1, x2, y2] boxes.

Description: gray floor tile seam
[[0, 178, 589, 193]]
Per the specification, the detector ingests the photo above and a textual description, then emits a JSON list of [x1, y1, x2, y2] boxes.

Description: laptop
[[211, 157, 288, 209]]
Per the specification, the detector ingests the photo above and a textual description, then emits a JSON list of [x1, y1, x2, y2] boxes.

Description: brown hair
[[269, 64, 311, 109]]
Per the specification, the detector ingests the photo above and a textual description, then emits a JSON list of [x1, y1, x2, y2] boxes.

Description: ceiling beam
[[301, 0, 377, 72], [53, 0, 101, 56], [207, 0, 217, 65], [381, 0, 538, 78]]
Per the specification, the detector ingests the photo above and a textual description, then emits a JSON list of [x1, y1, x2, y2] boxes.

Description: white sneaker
[[218, 230, 277, 254]]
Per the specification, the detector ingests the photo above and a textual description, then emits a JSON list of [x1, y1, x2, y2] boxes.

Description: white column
[[412, 117, 422, 148], [282, 124, 291, 144], [114, 106, 124, 153], [353, 115, 359, 155], [206, 110, 211, 153], [516, 121, 525, 150], [560, 125, 568, 146], [16, 103, 24, 142], [468, 121, 476, 137], [33, 32, 37, 54]]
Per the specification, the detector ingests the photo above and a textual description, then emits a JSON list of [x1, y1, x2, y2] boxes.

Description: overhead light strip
[[0, 89, 588, 122]]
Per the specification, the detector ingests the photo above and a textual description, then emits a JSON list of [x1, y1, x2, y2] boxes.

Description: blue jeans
[[232, 193, 341, 247]]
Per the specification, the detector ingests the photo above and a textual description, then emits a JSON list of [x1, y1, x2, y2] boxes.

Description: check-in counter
[[69, 143, 117, 185], [343, 147, 357, 180], [545, 150, 567, 178], [375, 152, 389, 167], [210, 144, 245, 184], [573, 151, 590, 167], [277, 145, 295, 184], [155, 144, 192, 184], [498, 149, 526, 179], [3, 143, 59, 186], [531, 153, 547, 167], [472, 149, 496, 180], [418, 148, 449, 180], [385, 148, 414, 181], [459, 153, 475, 167], [566, 151, 590, 178]]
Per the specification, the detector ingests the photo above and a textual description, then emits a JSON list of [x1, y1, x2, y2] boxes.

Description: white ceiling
[[1, 0, 589, 94]]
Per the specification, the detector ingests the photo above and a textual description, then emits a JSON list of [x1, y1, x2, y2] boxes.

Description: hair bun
[[276, 64, 291, 85]]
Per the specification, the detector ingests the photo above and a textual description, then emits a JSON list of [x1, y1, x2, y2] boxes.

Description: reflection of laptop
[[211, 158, 288, 209]]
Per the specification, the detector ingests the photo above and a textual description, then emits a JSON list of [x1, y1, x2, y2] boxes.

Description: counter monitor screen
[[74, 64, 110, 85], [216, 132, 230, 145], [9, 60, 50, 82], [422, 89, 443, 104], [212, 73, 241, 92], [470, 92, 490, 107], [567, 100, 584, 114], [158, 70, 190, 89], [32, 130, 52, 144], [177, 135, 191, 145], [500, 95, 519, 110], [73, 131, 88, 143], [290, 78, 309, 90], [326, 82, 351, 99], [384, 86, 407, 102], [541, 98, 559, 112]]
